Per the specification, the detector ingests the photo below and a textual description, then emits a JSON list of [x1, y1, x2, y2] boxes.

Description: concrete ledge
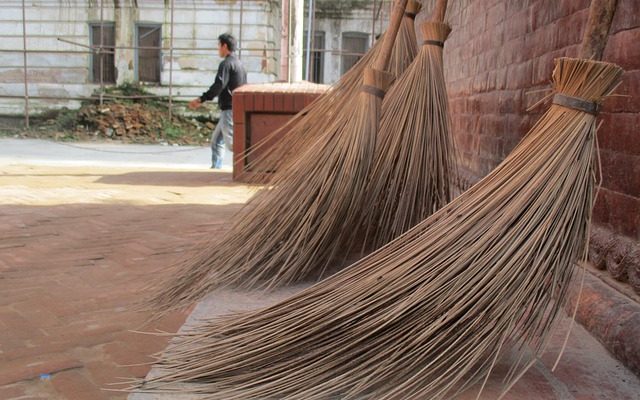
[[589, 225, 640, 295], [566, 268, 640, 375], [131, 281, 640, 399]]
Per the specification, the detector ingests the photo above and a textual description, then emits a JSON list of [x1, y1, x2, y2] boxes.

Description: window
[[341, 32, 369, 75], [90, 23, 116, 83], [136, 24, 162, 83], [303, 31, 325, 83]]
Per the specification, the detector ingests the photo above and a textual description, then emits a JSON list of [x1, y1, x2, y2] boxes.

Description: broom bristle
[[143, 11, 420, 314], [239, 11, 420, 183], [147, 67, 394, 313], [133, 58, 623, 399], [360, 21, 456, 252]]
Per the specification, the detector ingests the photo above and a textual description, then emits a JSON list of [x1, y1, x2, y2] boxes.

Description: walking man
[[189, 33, 247, 169]]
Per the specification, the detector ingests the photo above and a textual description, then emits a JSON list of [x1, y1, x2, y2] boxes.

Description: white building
[[0, 0, 390, 116]]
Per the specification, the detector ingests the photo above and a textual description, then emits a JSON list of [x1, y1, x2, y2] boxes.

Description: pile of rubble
[[75, 102, 214, 145], [20, 84, 217, 145]]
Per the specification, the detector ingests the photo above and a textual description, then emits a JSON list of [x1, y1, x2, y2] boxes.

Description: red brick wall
[[440, 0, 640, 292], [232, 83, 327, 181]]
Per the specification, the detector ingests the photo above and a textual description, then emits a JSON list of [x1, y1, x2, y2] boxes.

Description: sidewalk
[[0, 138, 231, 170]]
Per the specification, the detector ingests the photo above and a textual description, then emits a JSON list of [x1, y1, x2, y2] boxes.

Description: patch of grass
[[0, 129, 19, 138], [163, 121, 184, 141], [55, 108, 78, 130]]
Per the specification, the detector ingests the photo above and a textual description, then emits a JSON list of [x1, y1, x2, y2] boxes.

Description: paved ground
[[0, 138, 232, 170], [0, 139, 250, 399], [1, 138, 639, 399]]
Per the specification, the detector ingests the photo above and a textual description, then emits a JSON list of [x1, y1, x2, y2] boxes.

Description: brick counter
[[232, 82, 328, 181]]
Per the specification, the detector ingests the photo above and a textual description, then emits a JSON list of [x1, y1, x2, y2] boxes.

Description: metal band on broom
[[130, 0, 624, 398], [238, 0, 421, 183], [145, 0, 409, 313]]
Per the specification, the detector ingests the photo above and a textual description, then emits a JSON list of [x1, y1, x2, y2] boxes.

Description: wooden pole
[[431, 0, 447, 23], [580, 0, 618, 60], [372, 0, 408, 71]]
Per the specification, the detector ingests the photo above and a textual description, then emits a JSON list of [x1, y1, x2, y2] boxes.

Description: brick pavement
[[1, 163, 639, 400], [0, 165, 254, 399]]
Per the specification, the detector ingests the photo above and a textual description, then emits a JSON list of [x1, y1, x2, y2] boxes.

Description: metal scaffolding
[[2, 0, 391, 129]]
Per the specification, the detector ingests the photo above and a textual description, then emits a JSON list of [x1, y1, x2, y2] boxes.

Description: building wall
[[312, 7, 389, 84], [0, 0, 280, 115], [0, 0, 388, 115], [436, 0, 640, 293], [0, 2, 91, 113]]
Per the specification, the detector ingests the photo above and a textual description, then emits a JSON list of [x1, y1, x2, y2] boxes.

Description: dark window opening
[[303, 31, 325, 83], [137, 24, 162, 83], [90, 23, 116, 83], [341, 32, 368, 75]]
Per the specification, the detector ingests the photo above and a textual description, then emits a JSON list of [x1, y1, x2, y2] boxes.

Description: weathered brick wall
[[232, 82, 328, 181], [438, 0, 639, 292]]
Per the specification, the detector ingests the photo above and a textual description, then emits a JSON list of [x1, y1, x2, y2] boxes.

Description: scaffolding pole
[[7, 0, 380, 119], [280, 0, 290, 81], [21, 0, 29, 128], [305, 0, 315, 81], [55, 38, 280, 53], [309, 0, 316, 81], [371, 0, 376, 47], [239, 0, 244, 59], [99, 0, 105, 106], [380, 0, 385, 35], [168, 0, 175, 122]]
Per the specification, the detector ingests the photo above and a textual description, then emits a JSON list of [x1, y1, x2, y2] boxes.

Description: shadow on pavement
[[96, 170, 240, 187]]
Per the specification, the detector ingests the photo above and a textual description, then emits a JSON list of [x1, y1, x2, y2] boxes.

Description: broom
[[238, 0, 421, 182], [360, 7, 456, 252], [132, 0, 623, 398], [147, 0, 409, 313]]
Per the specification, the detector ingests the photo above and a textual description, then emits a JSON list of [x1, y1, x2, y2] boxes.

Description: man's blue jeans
[[211, 109, 233, 169]]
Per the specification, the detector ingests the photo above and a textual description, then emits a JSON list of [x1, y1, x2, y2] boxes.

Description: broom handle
[[431, 0, 448, 23], [372, 0, 409, 71], [580, 0, 617, 60]]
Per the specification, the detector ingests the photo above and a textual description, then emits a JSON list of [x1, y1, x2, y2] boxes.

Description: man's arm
[[201, 60, 230, 102], [189, 60, 230, 110]]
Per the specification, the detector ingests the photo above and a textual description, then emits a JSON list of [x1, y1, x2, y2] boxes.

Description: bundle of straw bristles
[[130, 56, 623, 400], [145, 0, 434, 313], [129, 0, 625, 398]]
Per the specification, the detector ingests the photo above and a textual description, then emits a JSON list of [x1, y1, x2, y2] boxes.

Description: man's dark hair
[[218, 33, 237, 52]]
